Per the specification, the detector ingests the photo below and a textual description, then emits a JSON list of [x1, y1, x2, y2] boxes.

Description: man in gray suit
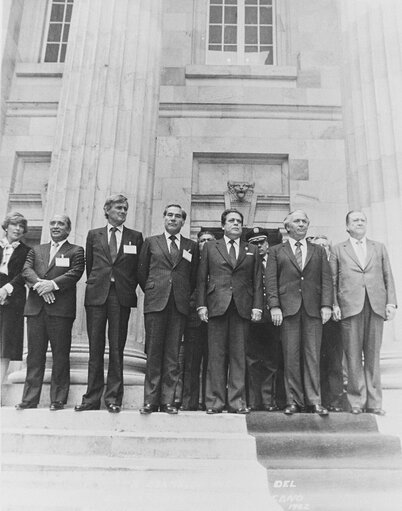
[[331, 211, 397, 415]]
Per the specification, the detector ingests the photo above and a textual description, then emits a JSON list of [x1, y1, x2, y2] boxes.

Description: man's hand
[[332, 305, 342, 322], [42, 291, 56, 304], [33, 279, 55, 296], [198, 306, 208, 323], [385, 305, 396, 321], [321, 306, 332, 324], [0, 287, 8, 305], [270, 307, 283, 326], [251, 309, 262, 322]]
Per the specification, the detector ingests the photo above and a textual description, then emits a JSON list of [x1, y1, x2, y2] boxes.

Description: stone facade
[[0, 0, 401, 383]]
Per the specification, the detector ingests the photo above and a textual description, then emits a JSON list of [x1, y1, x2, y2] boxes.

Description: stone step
[[259, 455, 402, 470], [246, 411, 379, 433], [252, 432, 401, 458], [1, 407, 247, 433]]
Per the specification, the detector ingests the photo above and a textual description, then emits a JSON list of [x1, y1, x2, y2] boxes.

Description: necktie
[[229, 240, 237, 267], [169, 235, 179, 264], [295, 241, 303, 269], [109, 227, 118, 262], [356, 240, 365, 267], [49, 242, 59, 264]]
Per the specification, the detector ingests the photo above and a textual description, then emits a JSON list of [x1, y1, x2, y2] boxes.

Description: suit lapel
[[99, 227, 113, 264], [115, 226, 127, 263], [216, 238, 233, 268], [41, 243, 52, 270], [365, 239, 375, 268], [156, 234, 172, 266], [283, 241, 301, 272], [236, 240, 247, 268], [304, 241, 314, 269], [47, 241, 72, 271], [344, 239, 363, 269]]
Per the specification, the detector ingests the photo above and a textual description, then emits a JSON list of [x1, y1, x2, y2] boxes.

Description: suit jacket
[[84, 226, 143, 307], [0, 241, 30, 307], [23, 241, 85, 318], [138, 234, 198, 316], [196, 238, 263, 320], [266, 240, 332, 319], [331, 238, 397, 320]]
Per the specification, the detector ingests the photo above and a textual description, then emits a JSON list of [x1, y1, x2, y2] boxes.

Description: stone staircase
[[1, 408, 280, 511], [246, 412, 402, 511]]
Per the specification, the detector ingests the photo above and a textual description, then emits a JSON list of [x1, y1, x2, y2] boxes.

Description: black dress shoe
[[106, 403, 121, 413], [74, 403, 100, 412], [284, 404, 300, 415], [206, 408, 222, 414], [139, 403, 159, 414], [311, 404, 329, 416], [366, 408, 386, 416], [249, 405, 263, 412], [15, 402, 37, 410], [263, 405, 280, 412], [327, 405, 343, 412], [351, 407, 363, 415], [49, 401, 64, 411], [160, 404, 178, 414]]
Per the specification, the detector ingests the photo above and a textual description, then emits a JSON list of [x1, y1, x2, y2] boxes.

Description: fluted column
[[39, 0, 162, 380], [340, 0, 402, 386]]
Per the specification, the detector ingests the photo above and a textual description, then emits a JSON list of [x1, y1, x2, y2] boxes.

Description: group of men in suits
[[15, 199, 397, 417]]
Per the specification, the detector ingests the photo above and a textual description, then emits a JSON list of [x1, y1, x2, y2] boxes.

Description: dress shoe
[[49, 401, 64, 411], [206, 408, 222, 414], [351, 407, 363, 415], [327, 405, 343, 412], [249, 405, 263, 412], [263, 405, 280, 412], [139, 403, 159, 414], [311, 404, 329, 416], [160, 404, 178, 414], [15, 402, 37, 410], [74, 403, 100, 412], [366, 408, 386, 416], [284, 404, 300, 415], [106, 403, 121, 413]]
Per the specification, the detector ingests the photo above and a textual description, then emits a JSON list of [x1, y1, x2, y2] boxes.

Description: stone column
[[15, 0, 162, 387], [339, 0, 402, 387]]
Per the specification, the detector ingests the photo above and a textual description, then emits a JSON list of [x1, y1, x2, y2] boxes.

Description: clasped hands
[[197, 307, 262, 323], [0, 287, 8, 305], [270, 306, 332, 326], [33, 279, 56, 304]]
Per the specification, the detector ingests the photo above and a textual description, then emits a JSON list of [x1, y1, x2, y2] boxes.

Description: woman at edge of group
[[0, 212, 30, 384]]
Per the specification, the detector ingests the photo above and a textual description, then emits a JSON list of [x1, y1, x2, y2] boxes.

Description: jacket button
[[301, 276, 304, 280]]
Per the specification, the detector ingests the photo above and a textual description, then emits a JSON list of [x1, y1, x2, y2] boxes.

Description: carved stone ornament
[[227, 181, 255, 202]]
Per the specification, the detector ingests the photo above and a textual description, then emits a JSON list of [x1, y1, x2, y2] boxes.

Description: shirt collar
[[108, 223, 123, 233], [51, 238, 68, 248], [349, 235, 366, 245], [224, 235, 239, 245], [165, 231, 181, 242], [289, 237, 306, 247]]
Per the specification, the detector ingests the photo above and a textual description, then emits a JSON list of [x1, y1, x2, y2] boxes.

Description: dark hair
[[50, 214, 72, 233], [103, 194, 128, 219], [197, 229, 216, 239], [221, 208, 244, 226], [2, 212, 28, 234], [345, 210, 366, 225], [163, 204, 187, 221]]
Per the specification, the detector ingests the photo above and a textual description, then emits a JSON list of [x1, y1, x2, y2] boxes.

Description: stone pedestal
[[8, 0, 163, 390], [340, 0, 402, 385]]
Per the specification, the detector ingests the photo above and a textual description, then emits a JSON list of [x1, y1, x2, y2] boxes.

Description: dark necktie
[[295, 241, 303, 269], [169, 235, 179, 264], [109, 227, 118, 262], [229, 239, 237, 267]]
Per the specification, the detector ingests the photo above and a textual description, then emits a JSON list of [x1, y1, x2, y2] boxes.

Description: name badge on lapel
[[182, 249, 192, 262], [123, 243, 137, 254], [55, 255, 70, 267]]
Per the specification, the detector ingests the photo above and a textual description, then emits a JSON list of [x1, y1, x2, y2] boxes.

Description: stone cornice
[[185, 64, 298, 81], [6, 101, 58, 117]]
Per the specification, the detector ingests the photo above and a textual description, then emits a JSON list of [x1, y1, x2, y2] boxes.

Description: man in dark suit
[[75, 194, 143, 413], [245, 227, 283, 411], [267, 210, 332, 416], [181, 229, 215, 411], [197, 209, 263, 414], [331, 211, 397, 415], [16, 214, 84, 410], [138, 204, 198, 414]]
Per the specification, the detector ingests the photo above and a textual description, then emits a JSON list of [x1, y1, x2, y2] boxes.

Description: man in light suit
[[16, 214, 85, 410], [331, 211, 397, 415], [75, 194, 143, 413], [197, 209, 263, 414], [138, 204, 198, 414], [267, 210, 332, 416]]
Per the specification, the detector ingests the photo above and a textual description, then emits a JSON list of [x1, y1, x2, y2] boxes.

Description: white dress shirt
[[49, 238, 68, 263], [288, 237, 307, 269], [224, 235, 240, 259], [349, 236, 367, 267], [107, 223, 123, 251], [164, 231, 181, 251]]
